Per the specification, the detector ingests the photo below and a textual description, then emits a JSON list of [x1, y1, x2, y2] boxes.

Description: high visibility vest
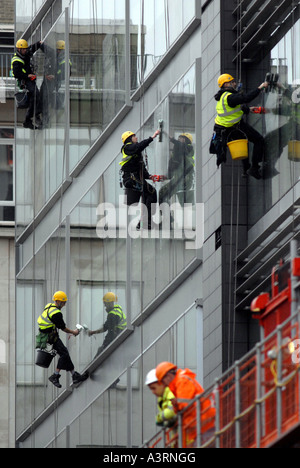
[[188, 146, 195, 167], [57, 57, 72, 75], [119, 143, 136, 167], [37, 303, 61, 331], [156, 387, 176, 425], [11, 53, 26, 77], [215, 91, 243, 127], [109, 304, 127, 330]]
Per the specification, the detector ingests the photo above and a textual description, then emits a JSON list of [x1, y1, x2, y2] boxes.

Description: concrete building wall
[[201, 0, 223, 386]]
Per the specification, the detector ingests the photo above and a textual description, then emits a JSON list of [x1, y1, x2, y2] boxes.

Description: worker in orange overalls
[[156, 361, 215, 447]]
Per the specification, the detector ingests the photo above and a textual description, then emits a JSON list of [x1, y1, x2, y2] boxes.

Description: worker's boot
[[23, 118, 35, 129], [23, 118, 41, 130], [49, 373, 62, 388], [33, 115, 43, 129], [72, 371, 89, 385], [247, 166, 261, 180]]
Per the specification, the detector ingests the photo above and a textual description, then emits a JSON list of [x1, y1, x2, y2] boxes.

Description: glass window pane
[[130, 0, 195, 91], [69, 0, 126, 171], [248, 16, 300, 225]]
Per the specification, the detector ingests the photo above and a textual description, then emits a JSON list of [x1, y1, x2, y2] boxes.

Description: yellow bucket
[[227, 139, 248, 160], [288, 140, 300, 161]]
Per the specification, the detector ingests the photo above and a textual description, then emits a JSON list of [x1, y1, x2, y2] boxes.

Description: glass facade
[[15, 0, 199, 445], [130, 0, 195, 90], [15, 62, 198, 438], [15, 0, 196, 238], [13, 0, 300, 449], [16, 224, 67, 434], [247, 15, 300, 226], [45, 304, 199, 448]]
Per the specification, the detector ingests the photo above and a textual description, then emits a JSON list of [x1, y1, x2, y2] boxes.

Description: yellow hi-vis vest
[[119, 143, 136, 167], [11, 53, 26, 77], [215, 92, 244, 127], [156, 387, 176, 425], [37, 303, 61, 331], [109, 304, 127, 330]]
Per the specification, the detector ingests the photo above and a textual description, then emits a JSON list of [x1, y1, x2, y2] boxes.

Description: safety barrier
[[142, 311, 300, 448]]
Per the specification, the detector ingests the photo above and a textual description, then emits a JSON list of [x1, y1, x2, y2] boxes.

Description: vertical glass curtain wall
[[15, 0, 198, 441], [15, 0, 127, 237], [15, 0, 196, 237], [16, 224, 67, 435], [15, 62, 197, 440], [45, 304, 199, 448], [68, 0, 127, 171], [247, 13, 300, 226], [129, 0, 195, 90], [130, 65, 196, 316]]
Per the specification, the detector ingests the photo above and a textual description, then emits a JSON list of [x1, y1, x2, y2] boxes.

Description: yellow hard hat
[[122, 131, 135, 144], [180, 133, 193, 143], [53, 291, 68, 302], [103, 292, 117, 303], [56, 40, 65, 50], [16, 39, 29, 49], [218, 73, 235, 88]]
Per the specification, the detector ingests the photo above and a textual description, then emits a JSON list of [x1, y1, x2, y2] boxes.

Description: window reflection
[[14, 0, 198, 440], [16, 226, 66, 435], [130, 0, 195, 91], [69, 0, 126, 170], [0, 339, 6, 364], [15, 0, 196, 237], [69, 178, 128, 368], [248, 17, 300, 226], [128, 65, 196, 318], [159, 74, 195, 209], [50, 304, 199, 448], [40, 39, 68, 127]]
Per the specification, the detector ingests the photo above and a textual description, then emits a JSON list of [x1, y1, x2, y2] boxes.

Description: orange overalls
[[169, 368, 216, 447]]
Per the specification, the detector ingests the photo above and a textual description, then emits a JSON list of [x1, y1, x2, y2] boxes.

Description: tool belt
[[122, 172, 143, 192], [35, 329, 58, 349]]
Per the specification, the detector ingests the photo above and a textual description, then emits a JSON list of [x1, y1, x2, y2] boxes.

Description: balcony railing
[[142, 310, 300, 448]]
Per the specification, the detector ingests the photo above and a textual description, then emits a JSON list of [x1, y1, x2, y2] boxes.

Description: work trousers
[[123, 174, 157, 226], [52, 337, 74, 372]]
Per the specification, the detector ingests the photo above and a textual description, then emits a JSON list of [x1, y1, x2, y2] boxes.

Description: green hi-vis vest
[[11, 53, 26, 77], [187, 146, 195, 167], [119, 143, 136, 167], [37, 303, 61, 331], [109, 304, 127, 330], [215, 91, 244, 127], [156, 386, 176, 425], [57, 58, 72, 75]]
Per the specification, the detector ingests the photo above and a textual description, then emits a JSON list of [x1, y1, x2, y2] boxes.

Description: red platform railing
[[142, 312, 300, 448]]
